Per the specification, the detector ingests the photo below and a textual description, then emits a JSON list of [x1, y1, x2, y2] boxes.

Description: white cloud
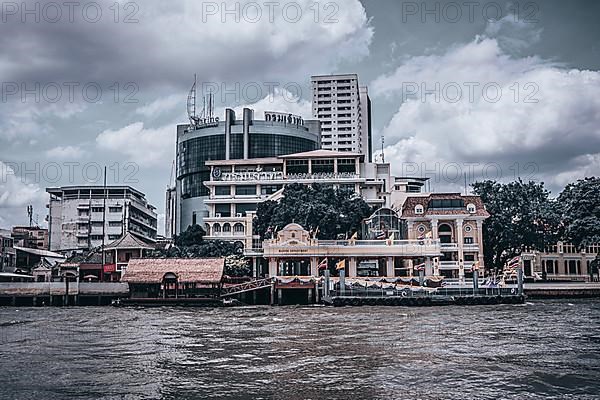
[[230, 88, 312, 119], [45, 145, 87, 160], [95, 122, 175, 168], [0, 161, 47, 228], [135, 94, 183, 118], [373, 35, 600, 192]]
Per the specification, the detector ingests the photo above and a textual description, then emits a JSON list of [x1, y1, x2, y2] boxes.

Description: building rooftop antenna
[[186, 74, 200, 128], [381, 136, 385, 163], [27, 205, 33, 227]]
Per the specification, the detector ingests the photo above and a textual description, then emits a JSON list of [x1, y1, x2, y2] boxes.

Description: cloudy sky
[[1, 0, 599, 232]]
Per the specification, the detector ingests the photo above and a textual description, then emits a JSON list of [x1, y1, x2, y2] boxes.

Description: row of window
[[542, 259, 587, 275]]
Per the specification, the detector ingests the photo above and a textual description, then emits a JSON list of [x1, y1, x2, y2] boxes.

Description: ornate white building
[[400, 193, 489, 282]]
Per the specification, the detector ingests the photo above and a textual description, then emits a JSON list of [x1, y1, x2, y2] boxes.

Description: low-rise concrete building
[[11, 226, 49, 249], [47, 185, 157, 252], [521, 242, 600, 282], [0, 229, 16, 272]]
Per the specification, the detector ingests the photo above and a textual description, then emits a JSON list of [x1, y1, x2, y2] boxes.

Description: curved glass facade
[[178, 125, 318, 198]]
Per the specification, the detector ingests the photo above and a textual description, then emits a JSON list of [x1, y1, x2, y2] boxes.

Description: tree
[[224, 255, 251, 277], [472, 179, 558, 270], [557, 177, 600, 248], [174, 224, 206, 247], [253, 183, 374, 240]]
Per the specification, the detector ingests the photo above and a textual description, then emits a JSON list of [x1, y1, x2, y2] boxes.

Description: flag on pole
[[318, 258, 328, 270], [425, 231, 433, 239], [414, 262, 425, 271], [335, 259, 346, 270]]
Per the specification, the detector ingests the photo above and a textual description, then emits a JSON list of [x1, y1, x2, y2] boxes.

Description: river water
[[1, 299, 599, 400]]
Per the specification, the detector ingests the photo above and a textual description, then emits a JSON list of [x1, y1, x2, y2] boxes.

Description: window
[[109, 206, 122, 213], [464, 237, 474, 244], [261, 185, 282, 195], [464, 225, 473, 233], [215, 186, 231, 196], [223, 223, 231, 233], [215, 204, 231, 218], [91, 207, 104, 213], [417, 224, 427, 234], [236, 203, 257, 216], [467, 203, 476, 214], [415, 205, 424, 214], [311, 159, 334, 174], [233, 223, 244, 234], [428, 199, 464, 209], [236, 185, 257, 196], [287, 159, 309, 174]]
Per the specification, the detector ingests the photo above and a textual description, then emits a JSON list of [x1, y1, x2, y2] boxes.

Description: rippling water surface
[[1, 300, 600, 399]]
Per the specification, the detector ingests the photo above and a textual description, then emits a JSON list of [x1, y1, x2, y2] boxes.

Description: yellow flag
[[425, 231, 432, 239], [335, 259, 346, 270], [350, 232, 358, 240]]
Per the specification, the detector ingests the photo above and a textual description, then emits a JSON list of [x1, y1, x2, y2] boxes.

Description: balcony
[[439, 261, 475, 270], [440, 243, 459, 251]]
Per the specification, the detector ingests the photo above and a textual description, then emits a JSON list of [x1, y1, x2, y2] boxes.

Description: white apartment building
[[47, 186, 157, 252], [311, 74, 372, 161]]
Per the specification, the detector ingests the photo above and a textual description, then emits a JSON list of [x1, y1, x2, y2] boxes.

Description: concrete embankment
[[0, 282, 129, 306], [524, 283, 600, 298]]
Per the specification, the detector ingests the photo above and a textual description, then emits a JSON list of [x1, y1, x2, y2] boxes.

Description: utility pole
[[101, 166, 107, 277]]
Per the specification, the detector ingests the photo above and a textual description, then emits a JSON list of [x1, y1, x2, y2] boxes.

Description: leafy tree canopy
[[472, 179, 560, 270], [557, 177, 600, 248], [254, 183, 374, 240], [174, 224, 206, 247]]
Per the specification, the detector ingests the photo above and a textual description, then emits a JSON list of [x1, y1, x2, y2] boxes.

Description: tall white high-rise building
[[311, 74, 372, 161]]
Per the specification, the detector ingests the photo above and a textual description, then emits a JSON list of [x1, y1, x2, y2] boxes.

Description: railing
[[316, 239, 440, 246], [329, 285, 518, 298], [221, 278, 273, 297]]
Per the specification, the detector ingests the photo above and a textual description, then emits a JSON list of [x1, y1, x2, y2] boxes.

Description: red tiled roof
[[402, 193, 490, 218], [121, 258, 225, 284]]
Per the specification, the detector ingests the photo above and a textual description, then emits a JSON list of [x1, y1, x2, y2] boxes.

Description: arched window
[[213, 223, 221, 233], [233, 223, 244, 234], [223, 223, 231, 233], [415, 205, 424, 214], [438, 224, 453, 244], [467, 203, 476, 214]]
